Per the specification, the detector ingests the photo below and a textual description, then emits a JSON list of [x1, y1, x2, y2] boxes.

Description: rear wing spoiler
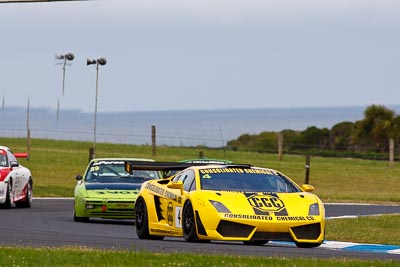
[[14, 152, 29, 160], [180, 158, 233, 164], [124, 160, 252, 174]]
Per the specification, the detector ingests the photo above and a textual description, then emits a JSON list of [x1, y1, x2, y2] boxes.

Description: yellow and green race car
[[130, 162, 325, 247], [73, 158, 161, 222]]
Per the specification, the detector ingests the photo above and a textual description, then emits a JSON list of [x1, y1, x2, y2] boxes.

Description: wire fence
[[0, 125, 226, 148]]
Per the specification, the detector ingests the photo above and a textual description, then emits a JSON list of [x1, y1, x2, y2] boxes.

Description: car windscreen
[[199, 168, 301, 193], [85, 160, 160, 183]]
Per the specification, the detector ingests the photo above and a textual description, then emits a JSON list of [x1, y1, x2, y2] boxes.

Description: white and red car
[[0, 145, 33, 208]]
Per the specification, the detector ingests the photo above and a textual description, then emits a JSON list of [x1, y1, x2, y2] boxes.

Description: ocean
[[0, 106, 394, 147]]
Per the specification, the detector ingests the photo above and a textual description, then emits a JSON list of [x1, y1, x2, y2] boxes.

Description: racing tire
[[182, 201, 198, 241], [243, 240, 269, 246], [295, 242, 322, 248], [15, 180, 33, 208], [73, 210, 89, 223], [135, 197, 163, 240], [0, 181, 12, 209], [135, 197, 151, 239]]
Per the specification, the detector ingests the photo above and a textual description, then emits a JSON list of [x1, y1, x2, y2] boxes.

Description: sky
[[1, 0, 400, 113]]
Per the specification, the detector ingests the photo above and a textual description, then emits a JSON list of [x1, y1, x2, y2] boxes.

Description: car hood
[[84, 183, 141, 198], [192, 190, 323, 217]]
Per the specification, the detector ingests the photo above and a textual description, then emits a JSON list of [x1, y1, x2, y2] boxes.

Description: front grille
[[216, 220, 254, 238], [291, 223, 321, 240], [85, 200, 135, 219], [251, 232, 292, 241]]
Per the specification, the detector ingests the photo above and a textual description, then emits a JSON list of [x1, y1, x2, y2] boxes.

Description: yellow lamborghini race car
[[129, 162, 325, 247]]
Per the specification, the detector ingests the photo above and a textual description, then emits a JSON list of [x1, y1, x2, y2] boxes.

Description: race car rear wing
[[14, 152, 29, 160], [124, 160, 252, 175]]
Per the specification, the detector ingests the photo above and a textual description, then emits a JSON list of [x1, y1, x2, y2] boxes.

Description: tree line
[[227, 104, 400, 159]]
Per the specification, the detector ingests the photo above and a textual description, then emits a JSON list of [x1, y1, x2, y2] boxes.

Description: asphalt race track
[[1, 198, 400, 261]]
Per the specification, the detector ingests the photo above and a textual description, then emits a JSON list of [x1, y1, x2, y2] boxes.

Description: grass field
[[0, 247, 398, 267], [1, 137, 400, 265]]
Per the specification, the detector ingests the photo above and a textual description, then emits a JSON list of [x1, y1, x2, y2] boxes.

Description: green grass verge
[[0, 247, 398, 267], [326, 214, 400, 245]]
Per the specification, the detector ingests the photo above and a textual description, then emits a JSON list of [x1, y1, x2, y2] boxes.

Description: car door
[[171, 170, 195, 229], [160, 170, 195, 231], [7, 150, 25, 200]]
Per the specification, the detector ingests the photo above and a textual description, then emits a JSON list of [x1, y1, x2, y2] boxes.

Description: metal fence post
[[305, 155, 311, 184], [151, 125, 156, 157]]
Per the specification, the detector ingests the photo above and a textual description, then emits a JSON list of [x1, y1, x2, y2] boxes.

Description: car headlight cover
[[209, 200, 231, 213], [308, 203, 320, 216]]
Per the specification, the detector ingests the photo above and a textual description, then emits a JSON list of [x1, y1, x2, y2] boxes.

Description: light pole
[[55, 52, 74, 122], [87, 57, 107, 159]]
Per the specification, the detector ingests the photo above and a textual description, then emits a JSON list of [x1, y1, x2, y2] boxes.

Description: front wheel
[[135, 197, 163, 240], [182, 201, 198, 241], [0, 182, 12, 209], [135, 197, 151, 239], [73, 210, 89, 222]]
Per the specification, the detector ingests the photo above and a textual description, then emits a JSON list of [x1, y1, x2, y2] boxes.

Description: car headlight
[[209, 200, 231, 213], [308, 203, 320, 216]]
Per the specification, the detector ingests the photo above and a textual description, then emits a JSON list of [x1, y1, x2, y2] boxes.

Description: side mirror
[[301, 184, 315, 192], [76, 175, 83, 181], [10, 161, 19, 168], [167, 181, 184, 193]]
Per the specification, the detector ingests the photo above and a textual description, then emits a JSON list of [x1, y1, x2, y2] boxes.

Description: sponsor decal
[[175, 206, 182, 228], [245, 169, 278, 175], [224, 214, 273, 221], [145, 183, 165, 195], [200, 168, 278, 175], [246, 193, 285, 213], [276, 216, 315, 221], [164, 190, 182, 204], [145, 183, 182, 204], [90, 161, 125, 172], [90, 166, 100, 172], [223, 214, 315, 222], [202, 174, 212, 179], [200, 168, 245, 175], [167, 202, 174, 226], [92, 160, 124, 167]]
